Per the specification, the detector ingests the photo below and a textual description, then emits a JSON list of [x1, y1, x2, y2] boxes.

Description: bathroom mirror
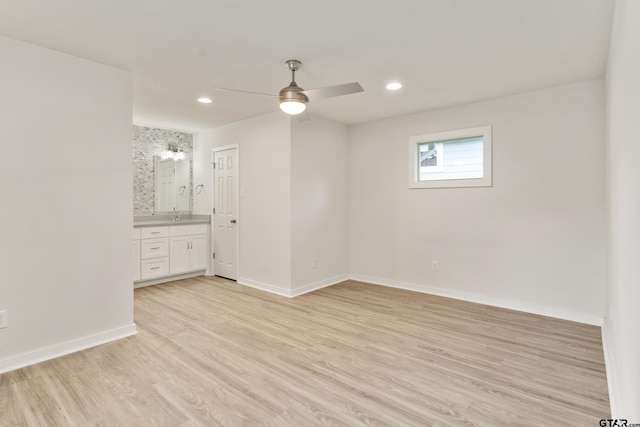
[[154, 157, 191, 213]]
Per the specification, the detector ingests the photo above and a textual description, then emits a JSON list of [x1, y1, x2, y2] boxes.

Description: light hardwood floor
[[1, 277, 609, 426]]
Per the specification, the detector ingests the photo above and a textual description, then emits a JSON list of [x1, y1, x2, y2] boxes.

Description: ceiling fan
[[215, 59, 364, 116]]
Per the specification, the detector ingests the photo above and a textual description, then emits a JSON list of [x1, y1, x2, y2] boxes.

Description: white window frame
[[409, 125, 492, 189]]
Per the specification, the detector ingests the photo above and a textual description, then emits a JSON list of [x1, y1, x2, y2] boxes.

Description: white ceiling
[[0, 0, 614, 132]]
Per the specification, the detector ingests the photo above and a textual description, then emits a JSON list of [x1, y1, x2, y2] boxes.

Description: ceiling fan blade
[[214, 87, 277, 97], [302, 82, 363, 101]]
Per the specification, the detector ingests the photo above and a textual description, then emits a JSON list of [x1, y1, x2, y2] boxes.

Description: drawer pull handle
[[151, 267, 160, 270], [150, 247, 160, 250], [151, 232, 160, 234]]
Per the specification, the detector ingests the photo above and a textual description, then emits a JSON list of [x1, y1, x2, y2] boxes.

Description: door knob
[[230, 219, 236, 224]]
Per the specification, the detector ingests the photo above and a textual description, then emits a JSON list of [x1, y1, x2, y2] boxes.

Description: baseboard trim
[[237, 274, 349, 298], [349, 274, 604, 326], [134, 270, 206, 288], [601, 323, 618, 417], [237, 277, 292, 297], [291, 274, 349, 297], [0, 323, 138, 374]]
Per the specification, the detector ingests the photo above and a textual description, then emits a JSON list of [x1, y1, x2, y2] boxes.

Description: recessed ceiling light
[[386, 82, 402, 90], [197, 97, 212, 104]]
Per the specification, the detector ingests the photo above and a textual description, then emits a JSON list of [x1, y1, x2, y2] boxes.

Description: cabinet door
[[189, 234, 208, 272], [133, 240, 141, 282], [169, 236, 190, 275]]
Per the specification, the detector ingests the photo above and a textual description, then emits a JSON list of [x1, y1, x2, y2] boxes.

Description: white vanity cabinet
[[169, 224, 208, 275], [139, 226, 170, 280], [133, 228, 141, 282], [134, 222, 209, 287]]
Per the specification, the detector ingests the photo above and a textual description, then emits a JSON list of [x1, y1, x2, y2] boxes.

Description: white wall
[[290, 117, 349, 294], [604, 0, 640, 418], [349, 80, 607, 324], [193, 113, 350, 296], [0, 36, 136, 372], [194, 113, 293, 293]]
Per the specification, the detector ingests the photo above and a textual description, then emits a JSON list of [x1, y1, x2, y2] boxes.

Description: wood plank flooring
[[0, 277, 610, 426]]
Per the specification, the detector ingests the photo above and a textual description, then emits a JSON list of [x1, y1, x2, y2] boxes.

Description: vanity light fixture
[[197, 97, 212, 104], [161, 144, 185, 161], [386, 82, 402, 90]]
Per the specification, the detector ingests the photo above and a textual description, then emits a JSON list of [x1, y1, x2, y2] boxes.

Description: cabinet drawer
[[170, 223, 208, 237], [140, 257, 169, 280], [141, 238, 169, 259], [141, 226, 169, 239], [133, 227, 141, 240], [133, 240, 141, 282]]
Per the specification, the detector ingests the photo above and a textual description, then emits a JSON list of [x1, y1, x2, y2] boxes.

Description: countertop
[[134, 214, 210, 228]]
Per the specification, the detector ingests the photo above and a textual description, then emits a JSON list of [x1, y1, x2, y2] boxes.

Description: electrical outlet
[[431, 260, 439, 271], [0, 310, 7, 329], [311, 257, 318, 268]]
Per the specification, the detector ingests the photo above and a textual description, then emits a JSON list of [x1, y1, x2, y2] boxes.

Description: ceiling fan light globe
[[280, 100, 307, 115], [279, 84, 308, 115]]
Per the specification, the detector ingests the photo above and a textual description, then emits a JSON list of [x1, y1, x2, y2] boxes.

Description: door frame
[[211, 144, 240, 280]]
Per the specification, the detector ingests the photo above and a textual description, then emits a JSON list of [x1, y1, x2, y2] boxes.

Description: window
[[409, 126, 492, 188]]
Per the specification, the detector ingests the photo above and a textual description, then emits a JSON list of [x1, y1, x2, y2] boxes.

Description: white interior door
[[213, 148, 238, 280]]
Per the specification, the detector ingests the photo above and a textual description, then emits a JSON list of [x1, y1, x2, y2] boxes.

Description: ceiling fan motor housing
[[280, 59, 307, 104], [278, 83, 308, 104]]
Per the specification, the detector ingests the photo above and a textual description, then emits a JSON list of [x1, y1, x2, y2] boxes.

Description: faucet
[[172, 210, 181, 221]]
